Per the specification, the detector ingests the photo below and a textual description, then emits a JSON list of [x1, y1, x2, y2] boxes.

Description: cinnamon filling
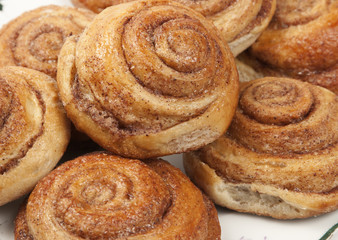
[[0, 83, 45, 175]]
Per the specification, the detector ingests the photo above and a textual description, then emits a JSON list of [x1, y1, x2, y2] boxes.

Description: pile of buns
[[0, 0, 336, 239]]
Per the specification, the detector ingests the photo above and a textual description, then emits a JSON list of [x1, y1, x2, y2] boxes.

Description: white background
[[0, 1, 337, 239]]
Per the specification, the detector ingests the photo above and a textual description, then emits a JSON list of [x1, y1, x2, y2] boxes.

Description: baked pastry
[[15, 152, 221, 240], [57, 0, 239, 159], [71, 0, 276, 56], [184, 77, 338, 219], [235, 58, 264, 83], [249, 0, 338, 94], [0, 66, 70, 206], [0, 5, 95, 78]]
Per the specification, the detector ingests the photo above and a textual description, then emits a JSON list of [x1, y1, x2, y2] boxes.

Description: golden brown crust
[[15, 152, 221, 240], [0, 5, 95, 78], [71, 0, 276, 56], [57, 0, 239, 159], [250, 0, 338, 93], [183, 77, 338, 219], [0, 66, 71, 206]]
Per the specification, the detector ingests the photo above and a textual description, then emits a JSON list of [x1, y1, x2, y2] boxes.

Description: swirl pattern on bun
[[249, 0, 338, 94], [0, 66, 70, 206], [15, 152, 221, 240], [57, 0, 239, 159], [71, 0, 276, 56], [0, 5, 95, 78], [184, 77, 338, 219]]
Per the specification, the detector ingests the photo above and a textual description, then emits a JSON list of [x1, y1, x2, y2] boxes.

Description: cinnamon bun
[[0, 5, 95, 78], [0, 66, 70, 206], [72, 0, 276, 56], [15, 152, 221, 240], [57, 0, 239, 159], [184, 77, 338, 219], [249, 0, 338, 94]]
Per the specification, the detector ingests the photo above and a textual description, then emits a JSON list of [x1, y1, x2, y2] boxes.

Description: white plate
[[0, 1, 337, 239]]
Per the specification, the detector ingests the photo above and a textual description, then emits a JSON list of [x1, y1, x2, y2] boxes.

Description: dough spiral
[[0, 5, 95, 78], [15, 152, 221, 240], [71, 0, 276, 56], [0, 66, 70, 206], [184, 77, 338, 219], [249, 0, 338, 94], [57, 0, 239, 159]]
